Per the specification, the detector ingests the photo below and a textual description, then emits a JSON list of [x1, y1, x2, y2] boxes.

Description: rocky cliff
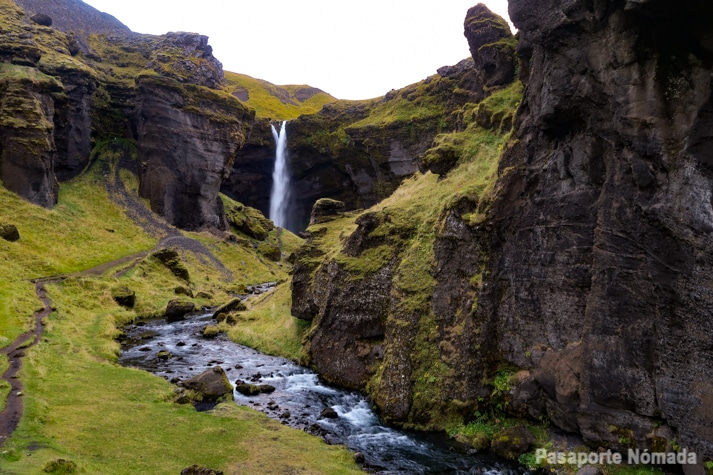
[[291, 0, 713, 468], [489, 0, 713, 463], [223, 6, 516, 233], [0, 0, 252, 230]]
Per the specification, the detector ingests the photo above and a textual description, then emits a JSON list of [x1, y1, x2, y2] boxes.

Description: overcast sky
[[81, 0, 512, 100]]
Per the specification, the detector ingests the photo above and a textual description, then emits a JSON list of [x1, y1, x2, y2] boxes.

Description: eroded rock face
[[486, 0, 713, 458], [464, 4, 516, 87], [136, 75, 253, 230], [0, 65, 61, 207]]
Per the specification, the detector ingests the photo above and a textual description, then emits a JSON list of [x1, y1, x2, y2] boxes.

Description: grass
[[224, 71, 337, 120], [228, 283, 311, 361], [0, 277, 361, 474], [0, 163, 361, 473]]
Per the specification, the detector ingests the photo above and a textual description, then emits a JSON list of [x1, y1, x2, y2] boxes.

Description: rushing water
[[269, 121, 289, 229], [118, 305, 525, 474]]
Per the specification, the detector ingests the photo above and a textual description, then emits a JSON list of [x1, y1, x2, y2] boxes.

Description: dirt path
[[0, 279, 55, 446]]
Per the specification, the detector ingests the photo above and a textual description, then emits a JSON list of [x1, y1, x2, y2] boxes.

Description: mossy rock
[[195, 290, 214, 300], [111, 285, 136, 309], [43, 458, 77, 474], [490, 426, 535, 460], [180, 366, 232, 402], [0, 223, 20, 242], [212, 298, 246, 319], [165, 299, 195, 322], [174, 285, 193, 297], [257, 242, 282, 261], [180, 465, 224, 475], [223, 200, 274, 240], [150, 248, 190, 282], [310, 198, 345, 224], [234, 381, 276, 396], [157, 350, 172, 360], [202, 325, 221, 338]]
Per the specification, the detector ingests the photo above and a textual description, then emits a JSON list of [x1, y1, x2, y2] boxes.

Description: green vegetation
[[228, 283, 311, 361], [0, 156, 359, 473], [224, 71, 337, 120]]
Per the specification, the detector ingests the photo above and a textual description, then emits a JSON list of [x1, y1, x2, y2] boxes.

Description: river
[[118, 308, 526, 474]]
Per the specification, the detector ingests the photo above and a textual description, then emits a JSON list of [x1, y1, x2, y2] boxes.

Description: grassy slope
[[224, 71, 337, 120], [0, 166, 360, 474]]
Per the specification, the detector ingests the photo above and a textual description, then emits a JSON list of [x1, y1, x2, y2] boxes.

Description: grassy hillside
[[224, 71, 337, 120], [0, 157, 360, 474]]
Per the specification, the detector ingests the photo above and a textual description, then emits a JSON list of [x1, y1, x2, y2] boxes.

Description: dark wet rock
[[180, 465, 224, 475], [180, 366, 232, 402], [279, 411, 291, 419], [319, 407, 339, 419], [354, 452, 365, 464], [0, 223, 20, 242], [212, 299, 246, 319], [157, 350, 172, 360], [234, 380, 276, 396], [490, 426, 535, 460], [139, 346, 151, 352], [165, 299, 195, 322], [309, 198, 345, 225], [111, 286, 135, 309]]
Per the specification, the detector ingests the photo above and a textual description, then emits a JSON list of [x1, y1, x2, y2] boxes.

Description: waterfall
[[269, 121, 289, 229]]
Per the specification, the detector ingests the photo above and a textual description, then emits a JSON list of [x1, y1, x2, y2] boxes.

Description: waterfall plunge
[[269, 121, 289, 229]]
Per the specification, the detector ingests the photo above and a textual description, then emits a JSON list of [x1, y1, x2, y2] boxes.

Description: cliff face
[[488, 0, 713, 459], [223, 7, 516, 233], [291, 5, 520, 429], [0, 0, 252, 231], [291, 0, 713, 464]]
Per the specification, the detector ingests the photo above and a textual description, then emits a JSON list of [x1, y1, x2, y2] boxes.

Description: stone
[[180, 465, 224, 475], [234, 381, 275, 396], [111, 286, 135, 309], [0, 223, 20, 242], [165, 299, 195, 322], [212, 299, 246, 319], [463, 5, 516, 87], [319, 407, 339, 419], [174, 285, 193, 297], [150, 248, 190, 282], [309, 198, 345, 225], [490, 426, 535, 460], [30, 13, 52, 26], [576, 466, 603, 475], [180, 367, 232, 402]]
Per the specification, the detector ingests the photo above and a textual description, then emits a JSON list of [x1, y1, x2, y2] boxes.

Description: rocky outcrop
[[464, 4, 516, 87], [0, 1, 254, 230], [482, 0, 713, 462], [291, 1, 713, 464], [0, 64, 62, 207], [136, 74, 252, 230]]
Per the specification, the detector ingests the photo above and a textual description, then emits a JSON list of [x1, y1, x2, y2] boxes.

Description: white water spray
[[269, 121, 289, 228]]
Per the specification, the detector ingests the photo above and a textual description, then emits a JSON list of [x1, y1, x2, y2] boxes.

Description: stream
[[118, 301, 525, 474]]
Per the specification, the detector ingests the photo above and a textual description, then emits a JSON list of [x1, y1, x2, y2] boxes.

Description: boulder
[[490, 426, 535, 460], [165, 299, 195, 322], [30, 13, 52, 26], [180, 465, 224, 475], [212, 299, 246, 319], [111, 286, 136, 309], [150, 248, 190, 282], [234, 381, 276, 396], [181, 367, 232, 402], [0, 223, 20, 242], [309, 198, 345, 225], [319, 407, 339, 419], [463, 4, 516, 87], [174, 285, 193, 297]]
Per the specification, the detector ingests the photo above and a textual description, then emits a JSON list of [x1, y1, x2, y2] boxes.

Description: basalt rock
[[181, 366, 232, 402], [136, 74, 253, 231], [464, 4, 516, 87], [0, 223, 20, 242], [485, 0, 713, 462]]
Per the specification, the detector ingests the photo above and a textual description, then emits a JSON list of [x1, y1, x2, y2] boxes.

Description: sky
[[81, 0, 512, 100]]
